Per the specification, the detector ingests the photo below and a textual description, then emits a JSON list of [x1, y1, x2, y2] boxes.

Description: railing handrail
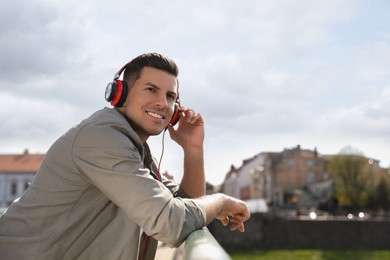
[[184, 228, 231, 260]]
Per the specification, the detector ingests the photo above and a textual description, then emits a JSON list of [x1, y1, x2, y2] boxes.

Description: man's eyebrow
[[145, 82, 159, 89], [167, 90, 178, 98], [145, 82, 177, 98]]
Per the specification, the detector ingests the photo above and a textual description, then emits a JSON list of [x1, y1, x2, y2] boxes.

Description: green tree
[[328, 146, 373, 208], [373, 178, 390, 212]]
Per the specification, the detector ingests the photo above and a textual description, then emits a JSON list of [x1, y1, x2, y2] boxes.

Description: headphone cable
[[157, 128, 168, 180]]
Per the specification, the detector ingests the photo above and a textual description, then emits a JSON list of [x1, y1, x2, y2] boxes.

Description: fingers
[[219, 199, 250, 233], [218, 215, 246, 233], [216, 215, 229, 227], [229, 216, 246, 233], [182, 108, 202, 125], [230, 222, 245, 232]]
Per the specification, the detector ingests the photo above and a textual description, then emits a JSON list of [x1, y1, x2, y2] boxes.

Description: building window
[[240, 186, 251, 200], [287, 159, 295, 167], [11, 182, 17, 196], [307, 160, 315, 168], [253, 176, 261, 185], [307, 173, 315, 183]]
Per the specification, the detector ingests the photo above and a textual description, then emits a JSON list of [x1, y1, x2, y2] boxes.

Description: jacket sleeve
[[71, 122, 206, 247], [153, 162, 191, 199]]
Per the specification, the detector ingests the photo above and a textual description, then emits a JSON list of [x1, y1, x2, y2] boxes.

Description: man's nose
[[155, 94, 168, 108]]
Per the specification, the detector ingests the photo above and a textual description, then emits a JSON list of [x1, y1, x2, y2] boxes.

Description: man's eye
[[167, 94, 176, 101]]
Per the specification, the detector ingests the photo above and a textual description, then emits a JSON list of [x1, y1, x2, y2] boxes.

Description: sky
[[1, 0, 390, 185]]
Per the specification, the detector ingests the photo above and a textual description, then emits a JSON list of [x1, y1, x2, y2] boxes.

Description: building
[[0, 149, 44, 208], [222, 145, 333, 208], [223, 153, 274, 203], [222, 145, 389, 209], [273, 145, 332, 207]]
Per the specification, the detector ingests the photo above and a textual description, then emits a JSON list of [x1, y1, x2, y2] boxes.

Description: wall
[[208, 213, 390, 250]]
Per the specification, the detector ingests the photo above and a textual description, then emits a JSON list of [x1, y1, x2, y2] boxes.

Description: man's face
[[120, 66, 178, 142]]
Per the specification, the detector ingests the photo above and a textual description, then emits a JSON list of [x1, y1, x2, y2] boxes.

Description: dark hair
[[123, 53, 179, 88]]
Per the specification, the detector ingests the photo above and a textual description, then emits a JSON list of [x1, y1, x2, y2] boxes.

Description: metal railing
[[184, 228, 231, 260]]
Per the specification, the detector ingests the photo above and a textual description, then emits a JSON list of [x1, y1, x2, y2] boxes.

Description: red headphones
[[105, 62, 181, 126]]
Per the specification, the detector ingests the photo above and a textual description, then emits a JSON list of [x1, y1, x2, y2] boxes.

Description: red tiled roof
[[0, 150, 44, 172]]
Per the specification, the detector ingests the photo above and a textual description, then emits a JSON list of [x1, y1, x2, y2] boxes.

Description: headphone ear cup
[[109, 80, 128, 107], [105, 81, 117, 103], [169, 102, 181, 126], [116, 80, 128, 107]]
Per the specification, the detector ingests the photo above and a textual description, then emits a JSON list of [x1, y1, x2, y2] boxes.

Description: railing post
[[184, 228, 231, 260]]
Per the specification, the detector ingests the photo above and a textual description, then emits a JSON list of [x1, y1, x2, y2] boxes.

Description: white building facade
[[0, 172, 35, 208], [223, 153, 274, 204], [0, 150, 43, 208]]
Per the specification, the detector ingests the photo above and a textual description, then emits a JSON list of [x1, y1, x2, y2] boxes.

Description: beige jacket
[[0, 107, 206, 260]]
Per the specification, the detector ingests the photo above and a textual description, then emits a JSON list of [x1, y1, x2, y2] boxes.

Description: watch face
[[105, 83, 113, 101]]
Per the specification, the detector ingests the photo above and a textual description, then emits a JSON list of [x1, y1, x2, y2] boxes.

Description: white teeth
[[147, 112, 163, 119]]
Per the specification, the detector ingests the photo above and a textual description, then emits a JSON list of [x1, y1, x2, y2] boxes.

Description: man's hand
[[167, 107, 204, 151], [196, 194, 251, 233], [215, 196, 250, 232]]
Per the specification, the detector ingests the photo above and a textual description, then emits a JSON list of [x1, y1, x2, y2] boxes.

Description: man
[[0, 53, 250, 260]]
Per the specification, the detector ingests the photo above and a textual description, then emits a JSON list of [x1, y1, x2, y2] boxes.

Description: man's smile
[[146, 111, 165, 120]]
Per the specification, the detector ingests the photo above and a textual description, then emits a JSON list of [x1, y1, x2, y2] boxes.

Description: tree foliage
[[328, 147, 373, 208], [369, 178, 390, 212]]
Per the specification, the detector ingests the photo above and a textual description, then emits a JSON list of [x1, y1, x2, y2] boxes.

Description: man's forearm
[[180, 147, 206, 198], [195, 193, 227, 224]]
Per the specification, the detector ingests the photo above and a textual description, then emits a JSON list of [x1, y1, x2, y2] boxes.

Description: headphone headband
[[113, 62, 130, 81]]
